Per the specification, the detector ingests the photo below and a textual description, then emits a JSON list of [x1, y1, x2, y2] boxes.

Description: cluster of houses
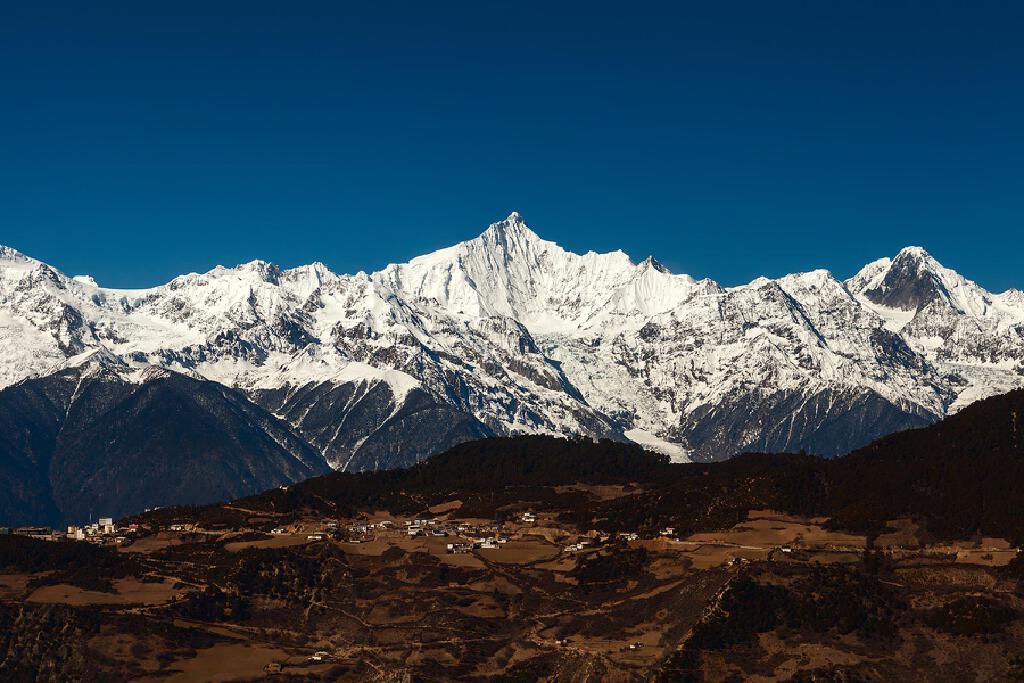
[[307, 650, 335, 663], [563, 531, 640, 553], [67, 517, 140, 545], [446, 535, 509, 553], [266, 514, 531, 554], [340, 517, 517, 553], [253, 509, 660, 558], [404, 518, 445, 536], [338, 516, 517, 549], [1, 517, 139, 545], [270, 518, 402, 542]]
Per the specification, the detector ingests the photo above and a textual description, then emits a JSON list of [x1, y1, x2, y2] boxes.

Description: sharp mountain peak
[[0, 226, 976, 302]]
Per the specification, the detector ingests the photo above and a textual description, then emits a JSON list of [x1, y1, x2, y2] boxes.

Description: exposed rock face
[[672, 387, 934, 460], [250, 382, 492, 472], [1, 213, 1022, 482], [862, 246, 951, 311]]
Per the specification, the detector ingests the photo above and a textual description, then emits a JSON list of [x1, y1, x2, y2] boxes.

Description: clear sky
[[2, 2, 1022, 291]]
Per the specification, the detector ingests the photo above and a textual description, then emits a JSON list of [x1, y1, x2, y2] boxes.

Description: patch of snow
[[625, 428, 691, 463], [72, 275, 98, 287], [857, 295, 918, 332]]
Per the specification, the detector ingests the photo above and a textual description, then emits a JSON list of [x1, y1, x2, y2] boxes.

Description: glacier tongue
[[1, 212, 1023, 466], [624, 428, 692, 463]]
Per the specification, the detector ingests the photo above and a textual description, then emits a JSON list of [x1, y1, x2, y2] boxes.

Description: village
[[1, 517, 141, 546], [0, 506, 807, 569], [207, 507, 632, 564], [4, 503, 1020, 572]]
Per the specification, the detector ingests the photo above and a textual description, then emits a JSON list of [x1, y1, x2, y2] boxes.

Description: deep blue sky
[[2, 2, 1022, 290]]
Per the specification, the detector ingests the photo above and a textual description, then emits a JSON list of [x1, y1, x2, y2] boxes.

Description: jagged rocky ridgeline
[[1, 214, 1023, 523]]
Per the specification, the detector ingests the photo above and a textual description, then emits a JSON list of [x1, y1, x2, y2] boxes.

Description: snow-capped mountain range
[[2, 213, 1023, 469]]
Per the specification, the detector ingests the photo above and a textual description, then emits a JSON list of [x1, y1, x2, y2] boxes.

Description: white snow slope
[[2, 214, 1022, 465]]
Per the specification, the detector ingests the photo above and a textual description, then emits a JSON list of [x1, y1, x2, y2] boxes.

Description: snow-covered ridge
[[2, 212, 1023, 465]]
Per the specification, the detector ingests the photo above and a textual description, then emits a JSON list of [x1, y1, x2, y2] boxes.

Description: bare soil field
[[223, 533, 311, 552], [553, 483, 636, 500], [438, 552, 486, 568], [120, 532, 190, 554], [141, 643, 290, 682], [672, 543, 771, 569], [685, 510, 867, 549], [428, 499, 463, 514], [478, 540, 560, 564], [534, 556, 578, 572], [337, 538, 391, 555], [794, 550, 862, 564], [520, 525, 573, 544], [27, 576, 176, 605], [0, 573, 32, 599], [955, 549, 1019, 566]]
